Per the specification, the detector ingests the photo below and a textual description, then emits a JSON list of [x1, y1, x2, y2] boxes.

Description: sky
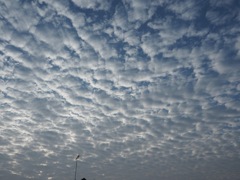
[[0, 0, 240, 180]]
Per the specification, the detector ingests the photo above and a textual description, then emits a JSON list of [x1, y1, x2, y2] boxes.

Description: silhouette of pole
[[74, 155, 80, 180]]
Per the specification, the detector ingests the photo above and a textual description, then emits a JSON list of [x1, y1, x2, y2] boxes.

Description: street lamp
[[74, 155, 80, 180]]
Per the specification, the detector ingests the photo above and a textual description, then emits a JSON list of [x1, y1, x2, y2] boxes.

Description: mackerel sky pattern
[[0, 0, 240, 180]]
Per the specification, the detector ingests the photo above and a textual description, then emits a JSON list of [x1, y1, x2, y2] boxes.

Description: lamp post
[[74, 155, 80, 180]]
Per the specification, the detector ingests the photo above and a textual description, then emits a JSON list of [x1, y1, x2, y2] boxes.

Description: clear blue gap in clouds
[[0, 0, 240, 180]]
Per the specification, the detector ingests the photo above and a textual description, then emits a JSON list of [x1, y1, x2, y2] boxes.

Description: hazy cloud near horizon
[[0, 0, 240, 180]]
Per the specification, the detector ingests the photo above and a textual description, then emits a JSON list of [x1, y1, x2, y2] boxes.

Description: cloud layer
[[0, 0, 240, 179]]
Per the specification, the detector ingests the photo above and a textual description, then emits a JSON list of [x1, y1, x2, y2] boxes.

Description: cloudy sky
[[0, 0, 240, 179]]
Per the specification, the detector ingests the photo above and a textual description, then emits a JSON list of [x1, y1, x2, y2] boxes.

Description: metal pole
[[74, 155, 80, 180], [74, 159, 78, 180]]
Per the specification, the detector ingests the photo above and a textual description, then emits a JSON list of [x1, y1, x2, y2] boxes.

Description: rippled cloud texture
[[1, 0, 240, 179]]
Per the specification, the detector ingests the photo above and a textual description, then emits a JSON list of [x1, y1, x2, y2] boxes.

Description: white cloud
[[206, 9, 236, 26], [72, 0, 112, 11], [167, 0, 201, 21], [78, 29, 118, 59], [122, 0, 158, 23]]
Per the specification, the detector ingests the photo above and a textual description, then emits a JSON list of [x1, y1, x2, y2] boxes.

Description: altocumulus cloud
[[0, 0, 240, 180]]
